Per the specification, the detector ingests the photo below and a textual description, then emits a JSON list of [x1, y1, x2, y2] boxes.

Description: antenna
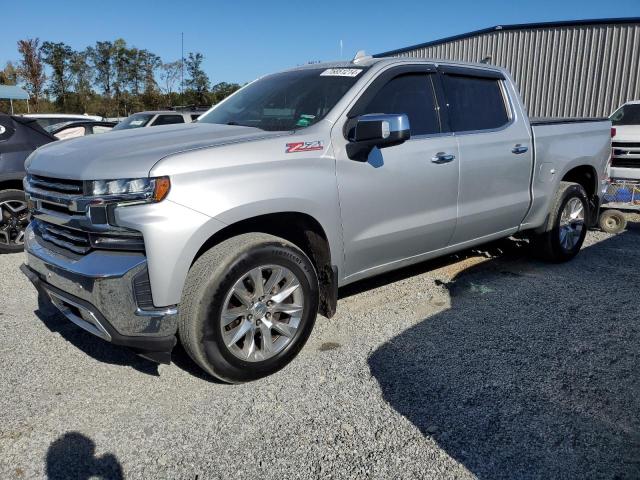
[[339, 40, 343, 60], [352, 50, 372, 64], [181, 32, 184, 98]]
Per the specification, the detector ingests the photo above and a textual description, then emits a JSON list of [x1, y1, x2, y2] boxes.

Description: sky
[[2, 0, 639, 85]]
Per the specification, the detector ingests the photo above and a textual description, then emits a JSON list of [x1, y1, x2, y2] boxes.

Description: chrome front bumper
[[21, 224, 178, 362]]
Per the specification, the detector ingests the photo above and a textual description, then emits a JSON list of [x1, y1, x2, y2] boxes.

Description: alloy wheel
[[220, 265, 305, 362], [559, 197, 585, 250], [0, 200, 29, 247]]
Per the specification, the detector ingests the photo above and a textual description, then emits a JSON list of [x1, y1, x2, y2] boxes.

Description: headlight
[[85, 176, 171, 203]]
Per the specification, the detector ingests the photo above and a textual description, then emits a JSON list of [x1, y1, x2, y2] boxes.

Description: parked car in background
[[610, 101, 640, 180], [21, 57, 611, 382], [112, 110, 202, 131], [0, 117, 115, 252], [0, 115, 55, 252], [46, 120, 116, 140], [22, 113, 103, 129]]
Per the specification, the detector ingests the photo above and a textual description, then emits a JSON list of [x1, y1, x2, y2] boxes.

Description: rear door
[[439, 66, 533, 244], [334, 65, 460, 278]]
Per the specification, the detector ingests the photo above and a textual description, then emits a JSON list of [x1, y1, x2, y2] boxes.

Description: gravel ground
[[1, 219, 639, 479]]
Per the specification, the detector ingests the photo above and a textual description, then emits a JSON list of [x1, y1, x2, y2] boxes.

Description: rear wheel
[[598, 209, 626, 234], [179, 233, 319, 383], [0, 189, 29, 254], [532, 182, 588, 262]]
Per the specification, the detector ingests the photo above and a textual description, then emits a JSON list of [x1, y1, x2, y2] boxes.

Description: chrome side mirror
[[345, 113, 411, 161]]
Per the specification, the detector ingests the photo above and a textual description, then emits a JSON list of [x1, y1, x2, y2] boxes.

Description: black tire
[[0, 189, 28, 254], [532, 181, 589, 262], [178, 233, 319, 383], [598, 209, 627, 234]]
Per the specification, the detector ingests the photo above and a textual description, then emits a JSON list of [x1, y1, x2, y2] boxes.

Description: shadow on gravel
[[369, 231, 640, 479], [35, 299, 159, 376], [33, 294, 223, 382], [46, 432, 123, 480]]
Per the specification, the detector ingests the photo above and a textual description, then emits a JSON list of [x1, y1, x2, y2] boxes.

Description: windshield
[[611, 104, 640, 126], [198, 67, 366, 131], [113, 113, 155, 130]]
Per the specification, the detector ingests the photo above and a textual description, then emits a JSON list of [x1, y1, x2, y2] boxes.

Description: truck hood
[[613, 124, 640, 142], [26, 122, 283, 180]]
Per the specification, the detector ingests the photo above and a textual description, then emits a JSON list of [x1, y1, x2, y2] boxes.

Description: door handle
[[512, 144, 528, 154], [431, 152, 456, 164]]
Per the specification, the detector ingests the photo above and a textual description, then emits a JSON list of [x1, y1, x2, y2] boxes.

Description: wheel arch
[[561, 165, 599, 224], [192, 211, 338, 319]]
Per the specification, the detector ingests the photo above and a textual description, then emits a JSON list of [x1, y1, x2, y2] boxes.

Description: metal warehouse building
[[375, 18, 640, 118]]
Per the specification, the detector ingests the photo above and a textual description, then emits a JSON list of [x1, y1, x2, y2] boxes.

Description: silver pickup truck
[[21, 56, 611, 382]]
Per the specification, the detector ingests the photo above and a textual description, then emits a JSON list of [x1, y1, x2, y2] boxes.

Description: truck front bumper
[[21, 224, 178, 363]]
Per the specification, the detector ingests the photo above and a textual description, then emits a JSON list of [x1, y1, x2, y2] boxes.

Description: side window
[[442, 75, 509, 132], [152, 115, 185, 126], [190, 114, 201, 121], [361, 74, 440, 136], [91, 125, 113, 135]]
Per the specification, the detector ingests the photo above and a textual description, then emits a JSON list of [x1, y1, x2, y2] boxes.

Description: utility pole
[[181, 32, 184, 102]]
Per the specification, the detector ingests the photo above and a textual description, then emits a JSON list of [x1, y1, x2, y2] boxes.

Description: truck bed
[[530, 117, 608, 126], [520, 118, 611, 230]]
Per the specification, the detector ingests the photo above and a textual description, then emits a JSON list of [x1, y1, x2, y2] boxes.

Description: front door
[[332, 69, 460, 279]]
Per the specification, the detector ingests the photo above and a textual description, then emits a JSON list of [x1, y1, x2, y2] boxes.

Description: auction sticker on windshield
[[285, 141, 324, 153], [320, 68, 362, 77]]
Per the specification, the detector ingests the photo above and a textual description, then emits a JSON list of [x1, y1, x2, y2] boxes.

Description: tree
[[185, 52, 210, 104], [159, 61, 181, 95], [0, 61, 18, 85], [210, 82, 241, 104], [41, 41, 74, 109], [68, 50, 94, 113], [89, 41, 114, 96], [139, 50, 161, 95], [16, 38, 46, 110], [112, 39, 130, 114]]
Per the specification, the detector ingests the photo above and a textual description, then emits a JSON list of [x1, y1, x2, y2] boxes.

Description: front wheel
[[178, 233, 319, 383], [531, 181, 589, 262], [0, 189, 29, 254]]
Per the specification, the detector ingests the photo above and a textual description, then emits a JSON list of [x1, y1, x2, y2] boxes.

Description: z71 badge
[[285, 141, 324, 153]]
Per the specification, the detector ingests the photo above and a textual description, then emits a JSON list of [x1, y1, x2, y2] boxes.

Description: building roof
[[375, 17, 640, 57], [0, 85, 29, 100]]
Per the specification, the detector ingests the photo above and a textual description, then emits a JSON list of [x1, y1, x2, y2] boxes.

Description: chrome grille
[[28, 175, 84, 194], [612, 141, 640, 169], [25, 175, 146, 255], [25, 174, 86, 216], [38, 222, 91, 254]]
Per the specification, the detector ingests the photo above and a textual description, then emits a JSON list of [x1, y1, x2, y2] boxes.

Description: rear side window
[[152, 115, 185, 126], [442, 75, 509, 132], [91, 125, 113, 134], [361, 74, 440, 136]]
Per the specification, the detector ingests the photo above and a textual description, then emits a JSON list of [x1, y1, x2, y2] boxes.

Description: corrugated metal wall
[[392, 23, 640, 118]]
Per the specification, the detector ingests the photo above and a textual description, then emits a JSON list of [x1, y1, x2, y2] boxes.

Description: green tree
[[89, 41, 114, 97], [17, 38, 46, 111], [41, 41, 74, 110], [210, 82, 241, 104], [185, 52, 210, 104], [68, 50, 94, 113]]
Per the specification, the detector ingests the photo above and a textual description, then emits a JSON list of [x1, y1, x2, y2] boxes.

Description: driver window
[[362, 74, 441, 136]]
